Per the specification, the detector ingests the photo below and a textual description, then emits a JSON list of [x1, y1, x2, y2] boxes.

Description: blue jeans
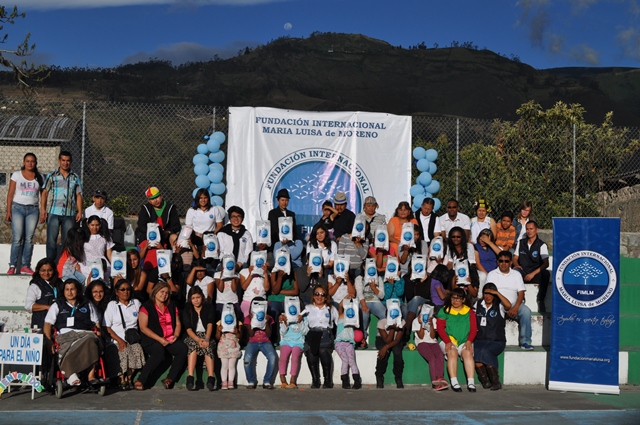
[[407, 296, 430, 314], [361, 301, 387, 340], [516, 304, 532, 345], [46, 214, 76, 260], [243, 341, 278, 385], [9, 203, 39, 268]]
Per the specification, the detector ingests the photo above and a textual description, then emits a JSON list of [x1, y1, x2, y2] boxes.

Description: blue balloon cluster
[[192, 131, 227, 206], [411, 147, 441, 212]]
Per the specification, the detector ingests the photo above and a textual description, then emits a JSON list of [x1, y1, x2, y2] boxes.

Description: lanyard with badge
[[67, 304, 76, 328]]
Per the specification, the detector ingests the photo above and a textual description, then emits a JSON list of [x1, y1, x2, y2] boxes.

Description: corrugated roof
[[0, 115, 81, 143]]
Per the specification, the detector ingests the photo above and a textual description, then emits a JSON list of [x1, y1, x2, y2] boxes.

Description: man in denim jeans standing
[[40, 151, 83, 260]]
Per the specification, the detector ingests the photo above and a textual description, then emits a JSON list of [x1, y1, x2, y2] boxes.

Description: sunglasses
[[450, 235, 462, 239], [118, 287, 132, 292], [498, 260, 511, 263], [314, 292, 327, 297]]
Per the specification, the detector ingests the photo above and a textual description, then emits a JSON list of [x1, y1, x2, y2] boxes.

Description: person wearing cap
[[416, 198, 441, 244], [135, 187, 181, 281], [331, 192, 356, 242], [267, 188, 298, 247], [84, 189, 114, 230], [40, 150, 83, 260], [362, 196, 386, 240]]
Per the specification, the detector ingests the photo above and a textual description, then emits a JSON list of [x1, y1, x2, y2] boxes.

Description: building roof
[[0, 115, 82, 143]]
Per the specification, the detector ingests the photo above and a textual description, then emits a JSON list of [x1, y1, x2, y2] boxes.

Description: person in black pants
[[135, 282, 187, 390], [375, 317, 405, 389]]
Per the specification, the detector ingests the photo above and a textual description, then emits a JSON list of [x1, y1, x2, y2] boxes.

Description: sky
[[4, 0, 640, 70]]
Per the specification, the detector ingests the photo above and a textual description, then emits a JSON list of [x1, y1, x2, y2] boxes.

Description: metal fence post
[[213, 107, 216, 132], [456, 118, 460, 200], [81, 102, 86, 183], [573, 123, 576, 217]]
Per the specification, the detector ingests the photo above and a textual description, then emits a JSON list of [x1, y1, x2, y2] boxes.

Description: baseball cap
[[145, 187, 161, 199], [93, 189, 107, 199]]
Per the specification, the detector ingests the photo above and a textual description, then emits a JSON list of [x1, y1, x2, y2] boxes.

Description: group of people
[[10, 151, 551, 392]]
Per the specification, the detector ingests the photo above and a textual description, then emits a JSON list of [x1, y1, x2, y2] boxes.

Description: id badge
[[67, 317, 75, 327], [480, 317, 487, 327]]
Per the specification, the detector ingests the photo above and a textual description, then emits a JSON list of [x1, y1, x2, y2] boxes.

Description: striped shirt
[[495, 225, 517, 252], [43, 169, 82, 217]]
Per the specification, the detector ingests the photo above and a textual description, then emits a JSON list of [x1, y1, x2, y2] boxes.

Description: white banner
[[227, 107, 412, 233], [0, 332, 43, 366]]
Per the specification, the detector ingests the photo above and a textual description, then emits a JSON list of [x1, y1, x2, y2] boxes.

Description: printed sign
[[0, 333, 43, 366]]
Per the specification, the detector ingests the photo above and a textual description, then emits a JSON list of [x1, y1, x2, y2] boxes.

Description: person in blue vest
[[43, 279, 102, 386], [513, 220, 550, 313]]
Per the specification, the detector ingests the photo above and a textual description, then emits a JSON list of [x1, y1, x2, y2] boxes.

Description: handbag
[[118, 304, 141, 345]]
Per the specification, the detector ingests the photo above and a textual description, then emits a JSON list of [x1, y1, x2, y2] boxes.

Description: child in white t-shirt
[[412, 314, 448, 391]]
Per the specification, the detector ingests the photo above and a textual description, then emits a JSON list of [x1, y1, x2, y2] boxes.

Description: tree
[[568, 261, 603, 285], [0, 5, 45, 89]]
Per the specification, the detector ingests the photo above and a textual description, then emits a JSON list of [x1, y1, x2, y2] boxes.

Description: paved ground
[[1, 384, 639, 424]]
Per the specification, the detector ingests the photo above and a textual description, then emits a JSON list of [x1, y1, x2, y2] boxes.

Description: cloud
[[568, 44, 600, 65], [15, 0, 288, 10], [549, 34, 564, 54], [515, 0, 550, 48], [121, 40, 260, 65], [617, 26, 640, 60], [568, 0, 599, 13]]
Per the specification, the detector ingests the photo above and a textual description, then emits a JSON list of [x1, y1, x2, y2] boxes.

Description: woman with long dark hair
[[386, 201, 418, 256], [185, 188, 223, 249], [6, 152, 43, 275], [182, 286, 216, 391]]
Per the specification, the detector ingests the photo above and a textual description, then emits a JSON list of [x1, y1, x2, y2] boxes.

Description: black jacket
[[135, 201, 181, 245]]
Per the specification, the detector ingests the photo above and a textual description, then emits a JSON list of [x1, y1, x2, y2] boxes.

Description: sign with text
[[227, 107, 412, 232], [549, 218, 620, 394], [0, 332, 43, 366]]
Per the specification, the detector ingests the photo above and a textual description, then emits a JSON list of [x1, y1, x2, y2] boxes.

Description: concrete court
[[1, 384, 639, 425]]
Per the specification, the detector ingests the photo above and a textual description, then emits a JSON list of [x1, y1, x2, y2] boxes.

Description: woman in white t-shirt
[[185, 189, 223, 247], [185, 261, 215, 302], [6, 153, 43, 275]]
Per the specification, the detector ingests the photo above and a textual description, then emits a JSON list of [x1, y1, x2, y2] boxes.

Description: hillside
[[2, 33, 639, 126]]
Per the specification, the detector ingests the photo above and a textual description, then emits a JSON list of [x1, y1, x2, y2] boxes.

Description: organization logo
[[457, 268, 467, 278], [256, 311, 265, 322], [281, 225, 290, 235], [367, 266, 376, 277], [336, 262, 346, 273], [224, 314, 235, 325], [432, 242, 442, 252], [207, 242, 216, 251], [259, 228, 269, 238], [312, 255, 322, 267], [355, 222, 364, 232], [387, 263, 397, 273], [403, 231, 413, 241], [555, 250, 617, 308], [277, 256, 287, 266], [225, 260, 235, 271], [259, 149, 373, 226], [255, 258, 265, 268], [346, 308, 356, 319], [148, 231, 157, 241], [389, 308, 400, 319], [113, 260, 124, 271], [288, 305, 298, 315], [158, 258, 167, 268], [91, 268, 100, 278], [414, 263, 424, 273]]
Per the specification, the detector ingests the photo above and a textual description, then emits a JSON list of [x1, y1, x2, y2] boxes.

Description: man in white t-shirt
[[440, 199, 470, 241], [84, 189, 114, 230], [486, 250, 533, 350]]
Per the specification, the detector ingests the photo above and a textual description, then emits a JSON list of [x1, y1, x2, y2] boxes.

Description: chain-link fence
[[1, 97, 639, 230]]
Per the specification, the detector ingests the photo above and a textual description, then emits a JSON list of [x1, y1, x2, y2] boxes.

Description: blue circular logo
[[224, 314, 234, 325], [278, 256, 287, 266], [414, 263, 424, 273], [336, 262, 345, 273], [148, 231, 157, 241], [422, 314, 429, 323], [312, 256, 322, 266], [377, 233, 386, 242], [133, 312, 138, 317], [387, 263, 396, 273], [288, 305, 298, 315], [389, 308, 400, 319], [281, 225, 290, 235], [367, 266, 376, 276], [256, 311, 265, 321], [403, 231, 412, 241], [207, 242, 216, 251], [225, 260, 235, 271], [259, 228, 268, 238], [158, 258, 167, 268], [457, 268, 467, 278], [556, 250, 617, 308], [91, 268, 99, 278], [355, 223, 364, 232], [33, 337, 40, 344], [346, 308, 355, 319], [113, 260, 123, 270], [256, 258, 265, 268], [432, 243, 441, 251]]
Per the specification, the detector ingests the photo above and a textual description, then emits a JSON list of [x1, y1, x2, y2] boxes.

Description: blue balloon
[[210, 182, 226, 195], [197, 143, 209, 155], [209, 151, 225, 163], [413, 194, 425, 209], [209, 163, 224, 174], [208, 170, 223, 183], [425, 149, 438, 162], [194, 163, 209, 176], [428, 162, 437, 175], [416, 159, 430, 172], [195, 175, 210, 189], [412, 204, 419, 213], [424, 192, 433, 199], [192, 188, 200, 198], [207, 138, 221, 153], [433, 198, 441, 211], [418, 172, 432, 187], [211, 131, 226, 144], [192, 154, 209, 165], [211, 196, 224, 207], [204, 135, 210, 140], [409, 184, 424, 197], [426, 180, 440, 194], [412, 147, 426, 160]]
